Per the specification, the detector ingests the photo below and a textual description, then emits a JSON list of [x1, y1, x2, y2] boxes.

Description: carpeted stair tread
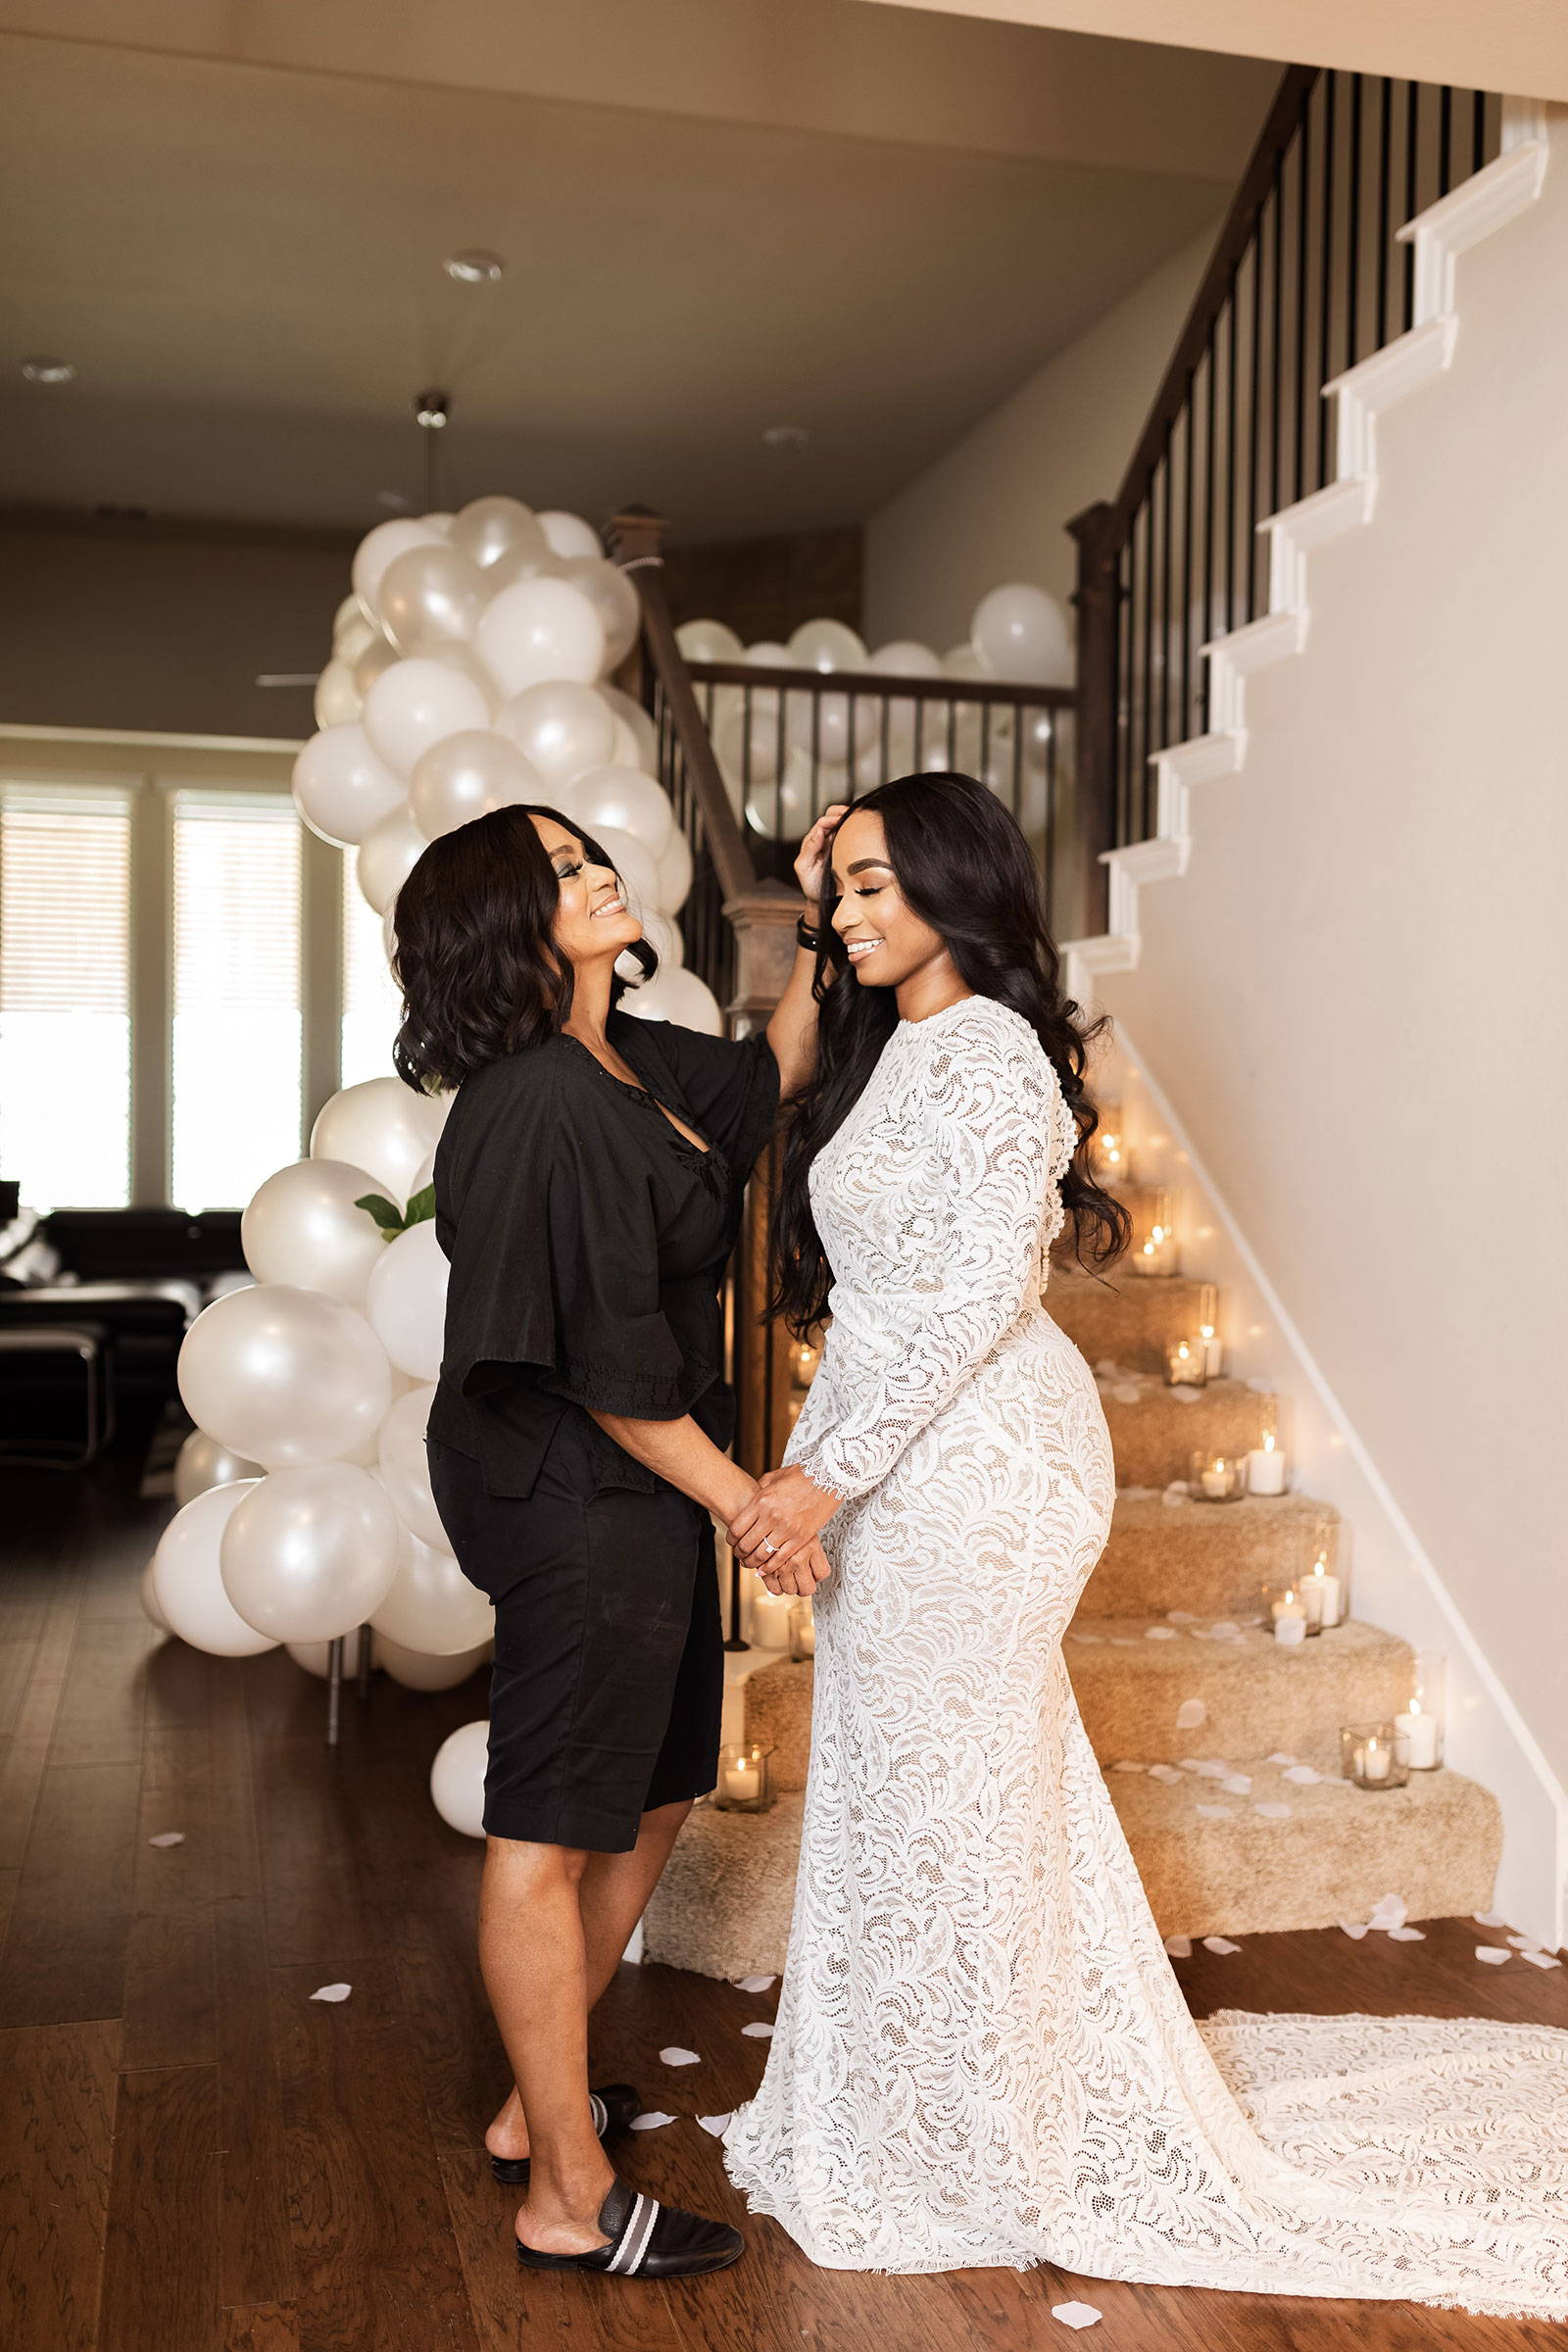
[[1084, 1490, 1338, 1618], [742, 1657, 813, 1790], [1107, 1754, 1501, 1938], [642, 1789, 804, 1981], [1067, 1614, 1408, 1763], [1096, 1373, 1271, 1490], [1048, 1268, 1216, 1377]]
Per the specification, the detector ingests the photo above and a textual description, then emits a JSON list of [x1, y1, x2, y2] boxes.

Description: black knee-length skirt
[[426, 1430, 724, 1852]]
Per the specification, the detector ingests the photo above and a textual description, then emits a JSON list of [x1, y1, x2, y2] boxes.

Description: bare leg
[[479, 1836, 615, 2255], [486, 1797, 693, 2165]]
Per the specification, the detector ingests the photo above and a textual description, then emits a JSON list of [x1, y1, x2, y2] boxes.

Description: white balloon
[[623, 964, 723, 1035], [351, 519, 447, 619], [140, 1557, 171, 1632], [597, 685, 660, 773], [745, 639, 792, 666], [715, 698, 782, 788], [356, 805, 427, 916], [449, 495, 549, 573], [177, 1288, 393, 1471], [351, 632, 401, 699], [333, 595, 376, 662], [314, 658, 362, 729], [788, 617, 866, 673], [241, 1156, 386, 1308], [292, 724, 406, 849], [419, 511, 454, 535], [362, 658, 493, 780], [374, 1633, 491, 1690], [587, 822, 662, 914], [561, 764, 673, 858], [943, 642, 992, 681], [475, 578, 606, 699], [639, 908, 684, 970], [676, 617, 745, 662], [494, 680, 615, 789], [746, 746, 826, 842], [410, 1148, 437, 1194], [970, 582, 1073, 687], [173, 1428, 263, 1510], [553, 557, 640, 672], [653, 824, 693, 915], [783, 681, 878, 766], [376, 1384, 449, 1549], [536, 510, 603, 562], [151, 1481, 277, 1658], [607, 716, 643, 772], [377, 542, 487, 658], [429, 1719, 489, 1836], [311, 1076, 447, 1199], [484, 539, 558, 595], [373, 1528, 494, 1654], [220, 1462, 401, 1643], [869, 640, 943, 680], [365, 1219, 448, 1382], [407, 730, 541, 842], [286, 1639, 351, 1680]]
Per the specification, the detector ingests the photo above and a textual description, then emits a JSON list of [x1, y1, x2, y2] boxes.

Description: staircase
[[644, 1253, 1500, 1979]]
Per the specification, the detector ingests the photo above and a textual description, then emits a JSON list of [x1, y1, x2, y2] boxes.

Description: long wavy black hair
[[390, 803, 655, 1093], [770, 771, 1129, 1335]]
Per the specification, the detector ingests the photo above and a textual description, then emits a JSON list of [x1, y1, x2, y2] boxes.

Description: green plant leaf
[[403, 1183, 437, 1227], [355, 1192, 405, 1237]]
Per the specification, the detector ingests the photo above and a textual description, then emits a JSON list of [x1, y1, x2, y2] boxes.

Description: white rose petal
[[1474, 1910, 1508, 1928], [698, 2113, 734, 2136], [147, 1831, 186, 1848], [1202, 1936, 1242, 1955], [1253, 1802, 1292, 1821], [660, 2046, 701, 2067], [1144, 1626, 1180, 1642], [1051, 2303, 1103, 2329], [1338, 1921, 1369, 1939], [1148, 1764, 1184, 1785], [311, 1983, 352, 2003], [1221, 1775, 1253, 1795], [1196, 1804, 1234, 1820], [1387, 1926, 1426, 1941], [1174, 1699, 1207, 1730], [1163, 1936, 1193, 1958], [1475, 1946, 1511, 1966], [742, 2021, 774, 2038], [734, 1974, 776, 1992], [631, 2111, 677, 2130], [1521, 1950, 1562, 1970]]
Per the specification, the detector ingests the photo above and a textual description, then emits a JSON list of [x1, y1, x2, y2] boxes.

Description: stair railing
[[1070, 67, 1502, 912]]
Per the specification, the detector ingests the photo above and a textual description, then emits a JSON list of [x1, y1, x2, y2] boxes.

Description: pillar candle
[[1246, 1433, 1289, 1494], [1396, 1703, 1440, 1768]]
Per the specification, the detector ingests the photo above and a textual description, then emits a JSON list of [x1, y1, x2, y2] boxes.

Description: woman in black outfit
[[391, 798, 841, 2282]]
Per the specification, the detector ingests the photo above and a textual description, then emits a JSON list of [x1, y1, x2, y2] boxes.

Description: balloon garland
[[151, 497, 726, 1832]]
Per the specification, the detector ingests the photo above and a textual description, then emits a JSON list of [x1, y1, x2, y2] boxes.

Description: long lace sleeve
[[792, 1012, 1066, 1504]]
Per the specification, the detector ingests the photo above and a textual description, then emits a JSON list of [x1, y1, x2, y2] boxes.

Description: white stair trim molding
[[1062, 124, 1551, 1010]]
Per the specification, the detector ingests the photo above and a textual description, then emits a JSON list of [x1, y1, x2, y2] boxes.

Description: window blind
[[340, 854, 405, 1089], [0, 783, 132, 1208], [171, 789, 302, 1209]]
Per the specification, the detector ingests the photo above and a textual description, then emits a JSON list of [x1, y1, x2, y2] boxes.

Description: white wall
[[1094, 121, 1568, 1933], [863, 222, 1216, 650]]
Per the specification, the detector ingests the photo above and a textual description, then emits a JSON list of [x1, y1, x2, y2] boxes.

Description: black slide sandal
[[489, 2082, 640, 2185], [514, 2178, 743, 2279]]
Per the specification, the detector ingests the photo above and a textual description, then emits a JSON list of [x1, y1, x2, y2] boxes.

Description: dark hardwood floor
[[2, 1430, 1565, 2351]]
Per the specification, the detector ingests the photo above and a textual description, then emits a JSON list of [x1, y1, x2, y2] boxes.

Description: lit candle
[[789, 1599, 816, 1660], [1246, 1431, 1289, 1494], [748, 1589, 794, 1649], [1302, 1558, 1341, 1628], [1200, 1456, 1233, 1498], [1164, 1338, 1206, 1388], [1200, 1322, 1224, 1379], [1357, 1736, 1392, 1784], [1272, 1587, 1307, 1646], [1396, 1696, 1440, 1768], [720, 1754, 761, 1803]]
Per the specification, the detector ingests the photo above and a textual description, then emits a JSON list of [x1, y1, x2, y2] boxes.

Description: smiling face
[[529, 811, 643, 972], [828, 806, 954, 995]]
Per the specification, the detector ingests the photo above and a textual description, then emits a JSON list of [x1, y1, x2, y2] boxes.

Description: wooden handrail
[[1100, 64, 1320, 538], [687, 660, 1074, 708], [606, 506, 757, 903]]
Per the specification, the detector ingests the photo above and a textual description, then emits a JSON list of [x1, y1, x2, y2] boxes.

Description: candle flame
[[1262, 1433, 1275, 1453], [1409, 1696, 1423, 1717], [1200, 1323, 1214, 1340], [1310, 1557, 1325, 1579]]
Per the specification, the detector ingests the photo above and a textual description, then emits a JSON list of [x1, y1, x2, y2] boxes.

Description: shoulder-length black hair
[[770, 771, 1129, 1335], [390, 802, 655, 1093]]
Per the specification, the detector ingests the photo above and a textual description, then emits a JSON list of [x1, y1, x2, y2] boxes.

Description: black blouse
[[428, 1012, 779, 1498]]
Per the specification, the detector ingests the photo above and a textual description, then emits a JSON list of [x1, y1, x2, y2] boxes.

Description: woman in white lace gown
[[722, 774, 1568, 2321]]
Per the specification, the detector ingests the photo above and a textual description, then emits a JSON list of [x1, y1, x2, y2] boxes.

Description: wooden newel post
[[1066, 499, 1121, 943]]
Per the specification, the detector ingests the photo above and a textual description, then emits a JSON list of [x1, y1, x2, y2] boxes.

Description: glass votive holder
[[1341, 1722, 1408, 1790], [1264, 1581, 1320, 1642], [1190, 1449, 1246, 1502], [789, 1599, 816, 1661], [1093, 1115, 1127, 1188], [712, 1741, 775, 1812], [1396, 1650, 1446, 1768], [1198, 1284, 1223, 1378], [791, 1339, 821, 1392], [1127, 1188, 1177, 1278], [1163, 1337, 1207, 1389]]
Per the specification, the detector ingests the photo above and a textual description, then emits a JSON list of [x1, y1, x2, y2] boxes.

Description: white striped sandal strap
[[514, 2179, 744, 2280], [603, 2185, 662, 2276]]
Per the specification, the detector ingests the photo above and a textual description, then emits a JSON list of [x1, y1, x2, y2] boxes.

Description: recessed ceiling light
[[22, 356, 74, 384], [761, 423, 810, 452], [413, 388, 450, 430], [444, 250, 504, 285]]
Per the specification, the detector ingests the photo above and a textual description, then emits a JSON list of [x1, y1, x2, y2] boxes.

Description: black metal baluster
[[1439, 83, 1453, 195], [1346, 74, 1364, 369], [1316, 71, 1336, 488], [979, 701, 993, 801], [1376, 77, 1393, 346], [1471, 88, 1486, 175], [1247, 227, 1263, 618], [1295, 90, 1311, 503], [1140, 490, 1154, 837], [1180, 400, 1195, 740], [1270, 165, 1284, 520], [1159, 442, 1173, 782], [1403, 81, 1418, 325]]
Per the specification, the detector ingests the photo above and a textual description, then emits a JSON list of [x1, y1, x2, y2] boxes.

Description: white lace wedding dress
[[722, 993, 1568, 2319]]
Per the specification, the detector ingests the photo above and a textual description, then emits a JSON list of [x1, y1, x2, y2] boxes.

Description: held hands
[[729, 1464, 841, 1588]]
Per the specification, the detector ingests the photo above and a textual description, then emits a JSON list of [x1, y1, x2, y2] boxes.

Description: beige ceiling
[[864, 0, 1568, 102], [0, 2, 1272, 540]]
